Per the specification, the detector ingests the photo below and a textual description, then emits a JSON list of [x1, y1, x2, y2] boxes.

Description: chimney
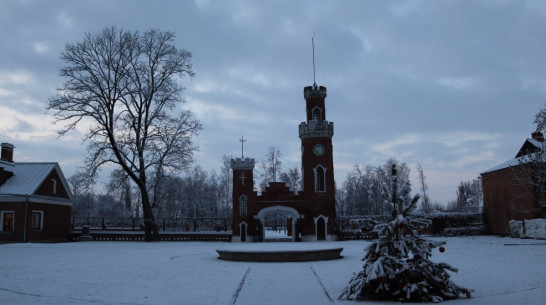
[[1, 143, 14, 162], [532, 131, 544, 142]]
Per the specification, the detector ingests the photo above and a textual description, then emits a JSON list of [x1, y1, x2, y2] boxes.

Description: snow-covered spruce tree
[[340, 164, 471, 303]]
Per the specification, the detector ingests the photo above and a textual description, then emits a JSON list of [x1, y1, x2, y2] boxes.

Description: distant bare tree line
[[337, 159, 483, 216], [336, 159, 417, 216], [71, 148, 485, 222], [70, 155, 233, 221], [70, 146, 306, 220]]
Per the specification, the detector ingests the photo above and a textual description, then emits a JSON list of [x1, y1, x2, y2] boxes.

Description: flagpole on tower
[[312, 31, 317, 86]]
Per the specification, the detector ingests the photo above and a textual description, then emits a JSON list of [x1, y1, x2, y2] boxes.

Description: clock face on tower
[[313, 144, 325, 156]]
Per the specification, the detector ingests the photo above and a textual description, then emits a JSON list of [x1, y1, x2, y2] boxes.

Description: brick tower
[[298, 84, 336, 240], [230, 158, 255, 242]]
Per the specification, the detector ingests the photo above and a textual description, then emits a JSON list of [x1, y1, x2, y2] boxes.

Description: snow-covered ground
[[1, 236, 545, 305]]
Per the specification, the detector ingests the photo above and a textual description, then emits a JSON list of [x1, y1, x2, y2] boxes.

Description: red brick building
[[0, 143, 73, 242], [231, 84, 337, 242], [481, 131, 545, 235]]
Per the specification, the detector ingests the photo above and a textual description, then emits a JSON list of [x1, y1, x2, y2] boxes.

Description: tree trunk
[[141, 189, 160, 241]]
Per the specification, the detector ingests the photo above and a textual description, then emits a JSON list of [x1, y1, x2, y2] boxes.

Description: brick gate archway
[[230, 84, 337, 242], [254, 206, 301, 242]]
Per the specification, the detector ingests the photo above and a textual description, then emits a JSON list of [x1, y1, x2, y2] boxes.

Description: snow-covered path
[[233, 264, 334, 305], [1, 236, 545, 305]]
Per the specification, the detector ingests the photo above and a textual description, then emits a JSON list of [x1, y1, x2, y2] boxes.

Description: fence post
[[162, 218, 166, 231], [132, 218, 135, 231]]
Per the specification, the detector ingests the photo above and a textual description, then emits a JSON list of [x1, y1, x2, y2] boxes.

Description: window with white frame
[[314, 165, 326, 192], [51, 179, 57, 195], [1, 211, 15, 232], [239, 195, 247, 217], [31, 210, 44, 231]]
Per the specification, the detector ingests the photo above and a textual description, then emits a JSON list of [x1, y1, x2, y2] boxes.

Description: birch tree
[[259, 146, 282, 191], [416, 162, 432, 213]]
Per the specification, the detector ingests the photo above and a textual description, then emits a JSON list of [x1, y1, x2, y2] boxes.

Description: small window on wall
[[314, 165, 326, 192], [32, 211, 44, 231], [239, 195, 247, 217], [312, 107, 322, 125], [51, 179, 57, 195], [1, 211, 15, 232]]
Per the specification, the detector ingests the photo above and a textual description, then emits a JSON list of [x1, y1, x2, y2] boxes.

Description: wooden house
[[0, 143, 73, 242]]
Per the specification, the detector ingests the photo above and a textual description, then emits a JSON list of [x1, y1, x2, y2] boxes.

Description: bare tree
[[280, 167, 301, 193], [106, 169, 133, 218], [47, 27, 201, 241], [67, 172, 96, 220], [452, 178, 483, 213], [337, 159, 412, 216], [218, 155, 234, 216], [259, 146, 282, 191], [416, 162, 432, 213]]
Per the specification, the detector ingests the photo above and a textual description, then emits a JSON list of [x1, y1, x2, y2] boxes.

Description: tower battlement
[[299, 121, 334, 139], [304, 85, 327, 100], [230, 158, 255, 170]]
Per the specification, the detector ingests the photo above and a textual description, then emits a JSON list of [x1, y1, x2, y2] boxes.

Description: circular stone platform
[[216, 243, 343, 262]]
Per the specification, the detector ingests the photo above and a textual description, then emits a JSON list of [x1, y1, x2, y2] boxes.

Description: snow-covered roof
[[483, 135, 545, 175], [0, 162, 73, 200], [481, 153, 540, 175], [527, 138, 543, 149], [481, 158, 520, 174], [515, 138, 544, 158]]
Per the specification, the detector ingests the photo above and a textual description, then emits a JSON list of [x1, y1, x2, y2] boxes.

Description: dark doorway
[[316, 217, 326, 240], [241, 223, 246, 242]]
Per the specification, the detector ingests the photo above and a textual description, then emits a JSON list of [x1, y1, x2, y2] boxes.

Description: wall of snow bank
[[524, 219, 546, 239], [509, 219, 546, 239]]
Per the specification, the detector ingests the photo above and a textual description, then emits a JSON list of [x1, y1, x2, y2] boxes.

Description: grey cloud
[[1, 0, 545, 203]]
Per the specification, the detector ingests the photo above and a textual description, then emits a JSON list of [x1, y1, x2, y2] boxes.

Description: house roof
[[481, 149, 546, 175], [0, 162, 73, 200], [515, 138, 544, 157], [0, 159, 15, 171], [482, 136, 545, 175], [481, 156, 526, 175]]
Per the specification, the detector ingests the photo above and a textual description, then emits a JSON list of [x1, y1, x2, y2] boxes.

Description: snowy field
[[1, 236, 545, 305]]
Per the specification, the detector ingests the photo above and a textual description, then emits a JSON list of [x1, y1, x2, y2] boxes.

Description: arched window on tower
[[239, 195, 247, 217], [314, 165, 326, 192], [312, 107, 322, 125]]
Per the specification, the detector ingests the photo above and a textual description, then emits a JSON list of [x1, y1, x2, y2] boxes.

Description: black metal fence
[[72, 217, 232, 232], [336, 212, 485, 237], [335, 215, 391, 232]]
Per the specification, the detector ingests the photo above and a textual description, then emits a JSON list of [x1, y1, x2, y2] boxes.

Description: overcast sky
[[1, 0, 545, 204]]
